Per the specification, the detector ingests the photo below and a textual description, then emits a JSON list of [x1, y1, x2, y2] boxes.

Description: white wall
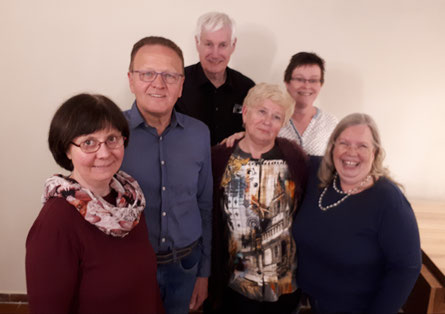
[[1, 0, 444, 293]]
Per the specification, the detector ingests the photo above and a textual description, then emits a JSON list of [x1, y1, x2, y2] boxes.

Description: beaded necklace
[[318, 173, 372, 211]]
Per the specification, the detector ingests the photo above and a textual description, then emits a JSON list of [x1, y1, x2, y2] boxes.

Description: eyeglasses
[[131, 70, 184, 84], [71, 135, 126, 153], [335, 140, 373, 154], [290, 77, 322, 85]]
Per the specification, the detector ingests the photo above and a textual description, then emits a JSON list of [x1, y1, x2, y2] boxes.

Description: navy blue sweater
[[293, 157, 421, 313]]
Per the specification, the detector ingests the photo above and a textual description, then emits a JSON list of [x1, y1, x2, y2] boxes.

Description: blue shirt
[[121, 102, 213, 276]]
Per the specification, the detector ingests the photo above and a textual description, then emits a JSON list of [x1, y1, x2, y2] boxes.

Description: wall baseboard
[[0, 293, 28, 303]]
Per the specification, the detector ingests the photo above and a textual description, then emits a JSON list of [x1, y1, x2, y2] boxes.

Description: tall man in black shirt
[[175, 12, 255, 145]]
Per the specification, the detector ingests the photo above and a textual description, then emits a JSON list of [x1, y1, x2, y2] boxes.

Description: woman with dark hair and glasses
[[224, 52, 337, 156], [26, 93, 164, 313], [280, 52, 337, 156]]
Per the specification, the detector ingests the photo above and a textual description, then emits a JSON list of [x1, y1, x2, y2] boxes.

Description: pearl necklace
[[318, 173, 372, 211]]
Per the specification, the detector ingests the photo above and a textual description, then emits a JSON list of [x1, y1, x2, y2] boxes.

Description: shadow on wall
[[231, 23, 277, 83], [319, 62, 365, 119]]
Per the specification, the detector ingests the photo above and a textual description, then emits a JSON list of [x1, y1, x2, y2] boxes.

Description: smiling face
[[243, 99, 285, 147], [67, 128, 124, 195], [196, 27, 236, 77], [333, 124, 376, 191], [128, 44, 184, 121], [285, 64, 323, 109]]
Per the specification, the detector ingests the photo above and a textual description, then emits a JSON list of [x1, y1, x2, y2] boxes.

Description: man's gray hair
[[195, 12, 236, 45]]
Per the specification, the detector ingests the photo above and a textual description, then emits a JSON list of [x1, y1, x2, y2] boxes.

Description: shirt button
[[161, 160, 165, 165], [162, 211, 166, 217], [161, 238, 166, 243], [160, 136, 163, 141], [215, 107, 219, 111], [162, 186, 166, 191]]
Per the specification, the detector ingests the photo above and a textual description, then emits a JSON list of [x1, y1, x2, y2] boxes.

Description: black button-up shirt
[[175, 62, 255, 145]]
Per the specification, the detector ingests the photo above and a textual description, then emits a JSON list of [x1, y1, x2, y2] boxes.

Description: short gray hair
[[195, 12, 236, 45]]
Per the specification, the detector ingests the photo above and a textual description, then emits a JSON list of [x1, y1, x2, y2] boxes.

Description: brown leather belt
[[156, 240, 199, 264]]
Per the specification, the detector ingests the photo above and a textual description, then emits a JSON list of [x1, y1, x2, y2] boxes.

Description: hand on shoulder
[[220, 132, 245, 147]]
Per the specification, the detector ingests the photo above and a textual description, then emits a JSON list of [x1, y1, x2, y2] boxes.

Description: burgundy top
[[26, 194, 164, 314]]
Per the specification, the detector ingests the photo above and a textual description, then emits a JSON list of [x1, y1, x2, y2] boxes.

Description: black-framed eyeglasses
[[290, 77, 322, 85], [131, 70, 184, 84], [71, 135, 126, 153]]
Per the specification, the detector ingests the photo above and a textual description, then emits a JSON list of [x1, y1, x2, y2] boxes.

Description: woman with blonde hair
[[207, 83, 308, 313], [293, 113, 421, 313]]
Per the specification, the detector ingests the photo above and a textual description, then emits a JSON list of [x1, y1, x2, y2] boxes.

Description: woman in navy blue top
[[293, 113, 421, 314]]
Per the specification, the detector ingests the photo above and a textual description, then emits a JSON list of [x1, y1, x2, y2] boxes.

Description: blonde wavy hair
[[243, 83, 295, 126], [318, 113, 395, 188]]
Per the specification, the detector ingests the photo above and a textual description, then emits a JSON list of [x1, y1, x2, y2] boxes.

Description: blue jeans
[[157, 244, 201, 314]]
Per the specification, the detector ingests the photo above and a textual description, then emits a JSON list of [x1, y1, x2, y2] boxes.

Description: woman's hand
[[220, 132, 245, 147]]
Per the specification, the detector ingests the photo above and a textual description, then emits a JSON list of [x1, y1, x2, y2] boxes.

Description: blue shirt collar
[[127, 100, 184, 130]]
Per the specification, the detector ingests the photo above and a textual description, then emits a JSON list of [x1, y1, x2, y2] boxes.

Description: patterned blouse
[[221, 145, 298, 302], [278, 107, 337, 156]]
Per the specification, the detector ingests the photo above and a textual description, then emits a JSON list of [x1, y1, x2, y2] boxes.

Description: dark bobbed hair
[[284, 52, 326, 83], [48, 93, 129, 171], [129, 36, 184, 73]]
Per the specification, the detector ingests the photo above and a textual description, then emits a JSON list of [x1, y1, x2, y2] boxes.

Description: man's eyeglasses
[[71, 135, 126, 153], [131, 70, 184, 84], [290, 77, 322, 85]]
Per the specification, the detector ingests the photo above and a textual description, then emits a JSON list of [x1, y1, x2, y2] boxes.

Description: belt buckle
[[156, 240, 198, 264]]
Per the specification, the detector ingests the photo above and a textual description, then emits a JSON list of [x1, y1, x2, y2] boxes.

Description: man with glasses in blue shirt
[[121, 36, 212, 314]]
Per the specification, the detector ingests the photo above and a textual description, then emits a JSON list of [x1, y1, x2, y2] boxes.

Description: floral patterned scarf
[[42, 170, 145, 237]]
